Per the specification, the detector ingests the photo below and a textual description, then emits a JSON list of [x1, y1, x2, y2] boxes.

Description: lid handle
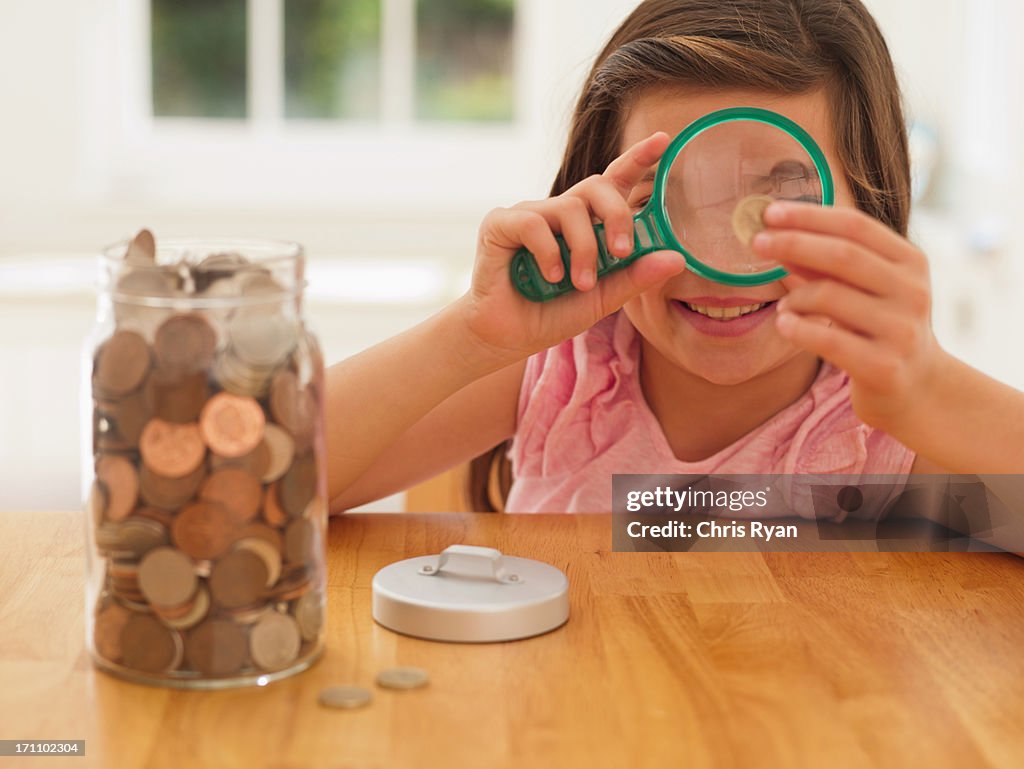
[[419, 545, 522, 584]]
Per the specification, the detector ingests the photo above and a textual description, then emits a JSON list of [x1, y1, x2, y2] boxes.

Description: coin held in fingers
[[731, 194, 775, 246]]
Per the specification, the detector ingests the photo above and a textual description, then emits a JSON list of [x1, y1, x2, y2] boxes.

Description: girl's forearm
[[892, 350, 1024, 473], [323, 299, 509, 501]]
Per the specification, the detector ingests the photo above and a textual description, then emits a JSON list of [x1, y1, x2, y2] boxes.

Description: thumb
[[594, 250, 687, 313]]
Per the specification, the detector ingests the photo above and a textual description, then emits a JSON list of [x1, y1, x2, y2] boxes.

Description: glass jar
[[82, 233, 327, 688]]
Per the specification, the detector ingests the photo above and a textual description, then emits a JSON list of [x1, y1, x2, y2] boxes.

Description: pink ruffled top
[[506, 312, 915, 514]]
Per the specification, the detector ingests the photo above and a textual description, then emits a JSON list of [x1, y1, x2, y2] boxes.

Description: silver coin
[[731, 194, 775, 246], [376, 666, 429, 690], [318, 685, 373, 710], [228, 309, 297, 368]]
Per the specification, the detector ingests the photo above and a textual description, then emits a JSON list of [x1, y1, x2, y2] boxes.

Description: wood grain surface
[[1, 511, 1023, 769]]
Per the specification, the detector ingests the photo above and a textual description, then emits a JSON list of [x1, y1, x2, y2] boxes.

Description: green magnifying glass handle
[[510, 217, 663, 303]]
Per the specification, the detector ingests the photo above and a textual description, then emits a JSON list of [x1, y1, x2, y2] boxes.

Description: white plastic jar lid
[[371, 545, 570, 643]]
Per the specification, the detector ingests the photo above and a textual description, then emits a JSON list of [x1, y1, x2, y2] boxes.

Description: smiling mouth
[[679, 301, 778, 320]]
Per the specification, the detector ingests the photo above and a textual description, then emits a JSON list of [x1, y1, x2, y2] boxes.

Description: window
[[149, 0, 517, 125]]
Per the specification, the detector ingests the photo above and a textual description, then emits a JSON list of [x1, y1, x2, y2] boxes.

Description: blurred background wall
[[1, 0, 1022, 511]]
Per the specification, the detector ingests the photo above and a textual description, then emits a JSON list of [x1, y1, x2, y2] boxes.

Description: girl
[[325, 0, 1024, 515]]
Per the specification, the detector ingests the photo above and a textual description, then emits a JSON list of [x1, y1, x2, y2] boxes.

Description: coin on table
[[200, 392, 266, 458], [172, 501, 237, 560], [95, 454, 139, 522], [318, 685, 373, 710], [249, 612, 301, 671], [209, 549, 268, 609], [154, 313, 218, 373], [731, 194, 776, 246], [93, 330, 151, 398], [376, 667, 430, 690], [120, 613, 184, 674], [139, 419, 206, 479], [199, 467, 262, 525], [138, 546, 198, 608], [184, 618, 250, 677]]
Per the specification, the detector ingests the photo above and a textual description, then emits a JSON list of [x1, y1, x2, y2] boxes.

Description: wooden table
[[2, 511, 1024, 769]]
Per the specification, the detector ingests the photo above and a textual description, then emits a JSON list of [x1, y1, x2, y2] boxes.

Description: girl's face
[[620, 87, 855, 385]]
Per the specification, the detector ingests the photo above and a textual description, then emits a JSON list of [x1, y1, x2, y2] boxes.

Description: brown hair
[[467, 0, 910, 511]]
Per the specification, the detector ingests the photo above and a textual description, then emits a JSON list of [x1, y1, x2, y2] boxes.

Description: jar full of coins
[[83, 232, 326, 688]]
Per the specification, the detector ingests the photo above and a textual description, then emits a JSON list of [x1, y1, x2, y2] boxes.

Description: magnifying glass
[[510, 107, 835, 301]]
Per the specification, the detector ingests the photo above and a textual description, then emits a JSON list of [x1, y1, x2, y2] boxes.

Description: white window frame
[[108, 0, 559, 213]]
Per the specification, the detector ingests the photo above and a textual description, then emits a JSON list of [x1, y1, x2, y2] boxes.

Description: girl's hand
[[455, 132, 687, 369], [752, 203, 950, 433]]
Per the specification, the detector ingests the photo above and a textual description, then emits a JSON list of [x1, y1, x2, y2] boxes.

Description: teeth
[[684, 302, 767, 319]]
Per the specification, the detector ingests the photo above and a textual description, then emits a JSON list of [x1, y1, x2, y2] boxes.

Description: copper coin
[[293, 591, 323, 642], [172, 501, 236, 560], [279, 454, 317, 518], [209, 549, 268, 609], [124, 228, 156, 264], [139, 462, 205, 510], [95, 455, 139, 522], [184, 618, 249, 677], [210, 439, 270, 479], [93, 330, 151, 398], [269, 564, 312, 601], [140, 419, 206, 478], [260, 424, 294, 484], [731, 194, 775, 246], [234, 537, 281, 587], [263, 482, 288, 528], [269, 370, 316, 450], [145, 366, 210, 424], [199, 467, 262, 525], [120, 613, 184, 674], [284, 518, 317, 565], [132, 506, 175, 529], [154, 313, 217, 373], [93, 601, 133, 663], [94, 390, 150, 450], [138, 546, 198, 608], [161, 585, 210, 631], [249, 612, 301, 672], [88, 481, 108, 527], [95, 517, 168, 560], [235, 522, 284, 553], [199, 393, 265, 458]]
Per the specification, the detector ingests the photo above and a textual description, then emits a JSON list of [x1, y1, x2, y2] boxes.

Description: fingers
[[603, 132, 671, 197], [566, 176, 635, 258], [753, 229, 901, 299], [590, 250, 687, 317], [482, 208, 563, 283], [763, 202, 923, 266], [778, 281, 916, 348]]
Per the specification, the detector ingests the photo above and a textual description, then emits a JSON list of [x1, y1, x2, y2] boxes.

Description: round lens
[[662, 117, 826, 280]]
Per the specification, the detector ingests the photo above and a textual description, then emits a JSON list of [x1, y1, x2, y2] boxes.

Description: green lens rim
[[644, 106, 836, 286]]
